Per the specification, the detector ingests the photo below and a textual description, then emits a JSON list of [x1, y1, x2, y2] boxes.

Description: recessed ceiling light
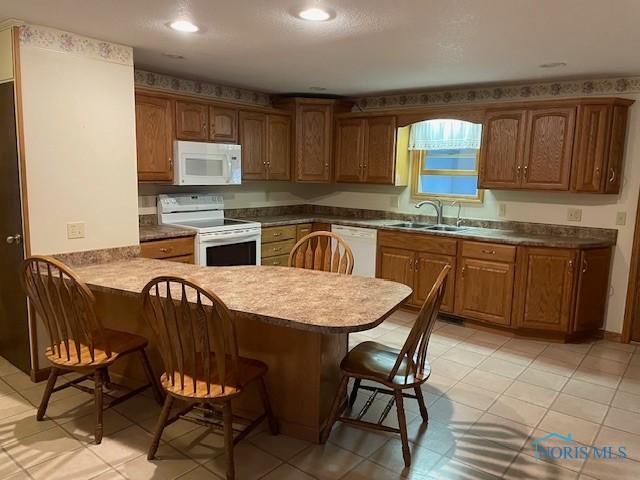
[[169, 20, 199, 33], [298, 8, 331, 21], [539, 62, 567, 69]]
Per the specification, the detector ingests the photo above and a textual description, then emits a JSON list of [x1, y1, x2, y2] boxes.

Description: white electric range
[[158, 193, 261, 266]]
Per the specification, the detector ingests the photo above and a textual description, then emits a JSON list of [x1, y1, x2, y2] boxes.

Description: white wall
[[20, 29, 139, 254]]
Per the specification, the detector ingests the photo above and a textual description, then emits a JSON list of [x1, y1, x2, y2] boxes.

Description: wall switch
[[67, 222, 85, 239], [498, 203, 507, 217], [389, 196, 399, 208], [567, 208, 582, 222], [616, 211, 627, 226]]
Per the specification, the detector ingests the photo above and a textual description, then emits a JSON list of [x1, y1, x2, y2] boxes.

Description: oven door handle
[[200, 230, 260, 242]]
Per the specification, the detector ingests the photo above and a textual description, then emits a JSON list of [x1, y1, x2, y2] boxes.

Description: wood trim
[[622, 186, 640, 343], [30, 366, 50, 383], [602, 330, 623, 343]]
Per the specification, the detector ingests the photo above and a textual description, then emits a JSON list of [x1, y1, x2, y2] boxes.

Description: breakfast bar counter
[[73, 258, 413, 442]]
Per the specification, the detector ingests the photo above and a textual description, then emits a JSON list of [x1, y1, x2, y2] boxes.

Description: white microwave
[[174, 141, 242, 185]]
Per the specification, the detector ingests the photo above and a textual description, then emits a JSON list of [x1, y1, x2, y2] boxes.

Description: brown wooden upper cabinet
[[479, 98, 632, 193], [135, 93, 174, 182], [239, 111, 291, 181], [334, 116, 399, 184], [209, 106, 238, 143], [175, 100, 209, 141]]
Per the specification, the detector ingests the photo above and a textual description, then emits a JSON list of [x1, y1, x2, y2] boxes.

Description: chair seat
[[341, 341, 431, 387], [161, 354, 267, 400], [46, 328, 148, 369]]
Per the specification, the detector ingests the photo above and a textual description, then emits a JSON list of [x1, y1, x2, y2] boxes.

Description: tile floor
[[1, 310, 640, 479]]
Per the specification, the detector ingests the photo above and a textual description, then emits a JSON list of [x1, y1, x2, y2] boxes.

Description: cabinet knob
[[481, 249, 496, 255], [6, 234, 21, 245], [523, 165, 528, 179], [582, 259, 589, 273], [568, 260, 574, 273], [609, 168, 616, 183], [595, 167, 601, 177], [461, 266, 466, 278], [516, 165, 521, 178]]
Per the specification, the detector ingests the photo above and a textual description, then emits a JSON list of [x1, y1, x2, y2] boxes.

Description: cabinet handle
[[516, 165, 521, 178], [408, 259, 414, 271], [202, 122, 207, 133], [481, 249, 496, 255], [609, 168, 616, 183], [159, 247, 172, 253], [568, 260, 574, 273], [595, 167, 601, 178], [523, 165, 528, 179], [582, 259, 589, 273], [461, 266, 466, 278], [273, 247, 282, 252], [272, 233, 281, 237], [272, 261, 281, 265]]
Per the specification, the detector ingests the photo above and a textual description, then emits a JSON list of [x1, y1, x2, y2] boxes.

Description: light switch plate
[[567, 208, 582, 222], [498, 203, 507, 217], [616, 211, 627, 226], [67, 222, 85, 239]]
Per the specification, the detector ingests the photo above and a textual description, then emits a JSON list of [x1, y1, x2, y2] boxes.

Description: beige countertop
[[249, 214, 614, 249], [139, 224, 196, 242], [74, 258, 413, 334]]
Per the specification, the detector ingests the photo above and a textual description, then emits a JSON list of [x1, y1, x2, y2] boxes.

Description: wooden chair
[[288, 231, 354, 274], [21, 256, 162, 444], [141, 276, 278, 480], [321, 265, 451, 467]]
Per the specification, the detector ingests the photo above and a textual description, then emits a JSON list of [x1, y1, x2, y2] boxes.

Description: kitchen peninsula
[[72, 257, 412, 442]]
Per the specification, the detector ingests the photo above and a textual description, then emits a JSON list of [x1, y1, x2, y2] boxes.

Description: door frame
[[622, 187, 640, 343]]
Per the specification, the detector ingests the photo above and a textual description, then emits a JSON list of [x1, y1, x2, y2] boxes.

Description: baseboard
[[30, 366, 50, 383], [601, 330, 623, 343]]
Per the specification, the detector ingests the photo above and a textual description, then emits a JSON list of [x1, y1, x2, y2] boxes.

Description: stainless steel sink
[[388, 222, 432, 229], [423, 224, 468, 232]]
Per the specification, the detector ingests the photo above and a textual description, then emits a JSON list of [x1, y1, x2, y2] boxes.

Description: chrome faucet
[[450, 201, 464, 227], [415, 199, 443, 225]]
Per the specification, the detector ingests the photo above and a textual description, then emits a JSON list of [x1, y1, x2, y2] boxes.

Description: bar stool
[[21, 255, 162, 444], [321, 265, 451, 467], [141, 276, 278, 480], [288, 231, 354, 274]]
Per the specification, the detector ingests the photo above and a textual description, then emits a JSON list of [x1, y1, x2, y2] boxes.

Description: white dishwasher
[[331, 225, 377, 277]]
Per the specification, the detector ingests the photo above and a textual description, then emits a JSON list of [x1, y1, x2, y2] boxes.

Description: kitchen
[[1, 1, 640, 479]]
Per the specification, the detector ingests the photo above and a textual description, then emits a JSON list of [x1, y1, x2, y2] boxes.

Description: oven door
[[197, 230, 261, 266]]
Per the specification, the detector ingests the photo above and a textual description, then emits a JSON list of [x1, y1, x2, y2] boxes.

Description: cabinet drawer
[[140, 237, 194, 259], [461, 241, 516, 263], [262, 239, 296, 258], [296, 223, 313, 241], [378, 230, 457, 255], [261, 254, 290, 266], [262, 225, 296, 244], [167, 254, 194, 264]]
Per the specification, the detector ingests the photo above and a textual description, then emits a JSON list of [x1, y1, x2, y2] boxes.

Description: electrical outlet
[[389, 196, 399, 208], [67, 222, 85, 239], [567, 208, 582, 222], [616, 211, 627, 226], [498, 203, 507, 217]]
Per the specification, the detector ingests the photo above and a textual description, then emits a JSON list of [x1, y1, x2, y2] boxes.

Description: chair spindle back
[[22, 256, 107, 364], [288, 232, 354, 274], [389, 265, 451, 382], [141, 276, 239, 396]]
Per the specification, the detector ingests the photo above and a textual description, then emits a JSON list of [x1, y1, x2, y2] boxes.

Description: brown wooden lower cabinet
[[261, 223, 315, 266], [413, 253, 456, 313], [140, 236, 195, 264]]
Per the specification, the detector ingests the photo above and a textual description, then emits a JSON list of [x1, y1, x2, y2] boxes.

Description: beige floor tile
[[348, 395, 418, 430], [502, 338, 549, 356], [490, 347, 537, 366], [0, 409, 57, 446], [604, 407, 640, 435], [523, 429, 587, 472], [87, 424, 152, 467], [551, 393, 608, 423], [429, 398, 483, 427], [618, 377, 640, 395], [44, 391, 95, 424], [27, 447, 111, 480], [562, 378, 615, 405], [466, 330, 511, 347], [529, 357, 577, 377], [425, 342, 452, 358], [581, 455, 640, 479], [341, 459, 402, 479], [113, 394, 162, 423], [595, 426, 640, 462], [440, 347, 488, 368], [572, 367, 621, 389], [445, 382, 500, 410], [261, 463, 316, 480], [89, 469, 126, 480], [436, 324, 476, 340], [175, 465, 220, 479], [117, 443, 199, 480], [477, 357, 526, 379], [537, 410, 600, 445], [0, 379, 14, 396], [612, 390, 640, 414], [624, 364, 640, 380], [517, 367, 568, 391], [290, 442, 363, 480], [406, 418, 467, 455], [170, 426, 225, 463], [0, 392, 34, 420], [429, 358, 473, 381], [459, 369, 513, 393], [0, 359, 21, 378], [447, 434, 519, 477], [539, 345, 585, 366], [60, 409, 132, 443], [455, 339, 498, 357], [249, 431, 310, 461], [1, 372, 38, 392], [467, 412, 534, 451], [138, 417, 201, 443], [503, 380, 558, 408], [503, 452, 578, 480], [18, 381, 80, 407], [427, 455, 501, 479], [580, 356, 628, 376], [487, 396, 546, 427], [592, 340, 636, 353], [369, 438, 441, 478], [588, 345, 633, 363], [0, 448, 23, 478], [4, 425, 83, 469], [421, 373, 457, 397], [327, 423, 389, 457]]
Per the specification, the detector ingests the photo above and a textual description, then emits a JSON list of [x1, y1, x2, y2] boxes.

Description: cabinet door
[[296, 103, 332, 182], [364, 116, 397, 184], [515, 248, 577, 332], [573, 248, 612, 334], [522, 107, 575, 190], [572, 104, 610, 192], [210, 106, 238, 143], [414, 253, 456, 312], [266, 114, 291, 180], [135, 94, 174, 182], [377, 247, 415, 302], [478, 109, 526, 189], [604, 105, 628, 194], [455, 258, 514, 326], [334, 118, 365, 183], [175, 101, 208, 140], [239, 111, 267, 180]]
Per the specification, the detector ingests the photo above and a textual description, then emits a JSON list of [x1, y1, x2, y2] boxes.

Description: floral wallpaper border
[[18, 24, 133, 66], [353, 77, 640, 111], [134, 69, 271, 107]]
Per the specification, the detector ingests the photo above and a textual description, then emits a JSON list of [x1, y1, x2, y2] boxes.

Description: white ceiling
[[2, 0, 640, 96]]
